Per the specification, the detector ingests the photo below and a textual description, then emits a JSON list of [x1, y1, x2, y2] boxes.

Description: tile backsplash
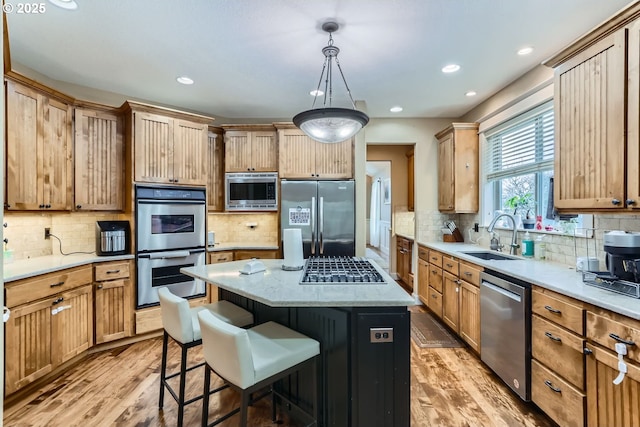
[[207, 213, 279, 245]]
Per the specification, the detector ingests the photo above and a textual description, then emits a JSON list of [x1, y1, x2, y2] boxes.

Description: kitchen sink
[[460, 251, 520, 261]]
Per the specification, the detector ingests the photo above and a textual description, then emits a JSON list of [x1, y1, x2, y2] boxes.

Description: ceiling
[[6, 0, 635, 121]]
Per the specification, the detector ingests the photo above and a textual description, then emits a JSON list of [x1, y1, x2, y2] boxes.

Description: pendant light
[[293, 21, 369, 144]]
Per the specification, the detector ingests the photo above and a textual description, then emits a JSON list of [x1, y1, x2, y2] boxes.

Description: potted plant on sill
[[505, 193, 536, 229]]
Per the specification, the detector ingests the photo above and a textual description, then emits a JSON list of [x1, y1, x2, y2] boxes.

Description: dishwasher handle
[[481, 280, 522, 303]]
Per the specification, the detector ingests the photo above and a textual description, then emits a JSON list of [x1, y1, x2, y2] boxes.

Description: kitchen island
[[182, 259, 414, 427]]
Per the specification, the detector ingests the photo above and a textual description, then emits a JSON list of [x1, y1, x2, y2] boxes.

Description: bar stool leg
[[240, 390, 250, 427], [202, 365, 211, 427], [177, 344, 188, 427], [271, 385, 277, 422], [159, 331, 169, 409]]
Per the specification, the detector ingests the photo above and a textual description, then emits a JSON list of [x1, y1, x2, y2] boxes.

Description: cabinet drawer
[[95, 261, 130, 281], [208, 251, 234, 264], [532, 360, 585, 427], [459, 262, 482, 287], [532, 289, 584, 335], [417, 245, 429, 262], [428, 267, 443, 293], [6, 265, 93, 308], [442, 255, 459, 276], [532, 315, 585, 389], [428, 251, 442, 268], [235, 250, 279, 260], [428, 286, 443, 319], [587, 310, 640, 365]]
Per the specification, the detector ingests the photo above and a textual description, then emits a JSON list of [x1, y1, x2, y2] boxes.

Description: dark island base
[[220, 289, 411, 427]]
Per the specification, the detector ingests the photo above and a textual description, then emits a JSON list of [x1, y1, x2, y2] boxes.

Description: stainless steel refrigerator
[[280, 180, 355, 258]]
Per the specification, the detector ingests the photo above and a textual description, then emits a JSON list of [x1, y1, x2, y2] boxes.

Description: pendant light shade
[[294, 22, 369, 143]]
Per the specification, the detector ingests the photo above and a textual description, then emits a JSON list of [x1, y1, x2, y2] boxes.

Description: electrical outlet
[[44, 228, 51, 239], [474, 223, 479, 232], [370, 327, 394, 343]]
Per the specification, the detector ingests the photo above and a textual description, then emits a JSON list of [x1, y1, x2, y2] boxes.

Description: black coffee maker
[[604, 231, 640, 282]]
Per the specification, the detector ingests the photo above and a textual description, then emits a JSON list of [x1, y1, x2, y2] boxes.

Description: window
[[483, 101, 590, 235]]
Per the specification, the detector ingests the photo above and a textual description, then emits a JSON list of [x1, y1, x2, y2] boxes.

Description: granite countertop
[[207, 242, 279, 252], [4, 253, 135, 283], [395, 233, 415, 241], [182, 259, 415, 308], [420, 241, 640, 320]]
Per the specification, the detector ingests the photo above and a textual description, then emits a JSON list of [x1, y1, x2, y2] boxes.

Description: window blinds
[[484, 101, 554, 182]]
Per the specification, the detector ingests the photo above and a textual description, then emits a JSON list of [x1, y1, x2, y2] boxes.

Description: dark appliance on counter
[[95, 220, 130, 256], [604, 230, 640, 281], [300, 256, 386, 284], [135, 185, 207, 308], [280, 180, 355, 258]]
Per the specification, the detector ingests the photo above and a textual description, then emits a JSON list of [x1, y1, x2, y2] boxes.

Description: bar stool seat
[[158, 287, 254, 427], [198, 310, 320, 427]]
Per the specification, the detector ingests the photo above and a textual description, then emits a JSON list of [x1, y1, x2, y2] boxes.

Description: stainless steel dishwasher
[[480, 271, 531, 401]]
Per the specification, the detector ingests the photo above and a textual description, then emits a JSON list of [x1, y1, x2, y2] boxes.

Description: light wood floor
[[4, 307, 555, 427]]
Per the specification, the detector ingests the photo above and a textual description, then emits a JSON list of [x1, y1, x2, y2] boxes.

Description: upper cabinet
[[222, 125, 277, 172], [74, 107, 124, 211], [545, 4, 640, 211], [435, 123, 479, 213], [276, 125, 353, 179], [207, 127, 225, 211], [5, 79, 73, 211], [124, 101, 212, 186]]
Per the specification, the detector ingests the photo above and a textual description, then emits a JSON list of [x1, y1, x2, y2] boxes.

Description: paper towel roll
[[282, 228, 304, 270]]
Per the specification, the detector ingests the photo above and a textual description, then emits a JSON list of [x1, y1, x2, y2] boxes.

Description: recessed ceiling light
[[48, 0, 78, 10], [465, 91, 477, 97], [517, 47, 534, 56], [176, 76, 194, 85], [310, 89, 324, 97], [390, 106, 403, 113], [441, 64, 461, 73]]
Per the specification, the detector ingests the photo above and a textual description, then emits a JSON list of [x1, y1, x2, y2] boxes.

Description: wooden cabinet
[[207, 127, 225, 211], [427, 250, 444, 319], [458, 262, 481, 353], [5, 79, 73, 211], [125, 102, 211, 186], [5, 266, 94, 395], [94, 260, 133, 344], [74, 108, 124, 211], [223, 125, 277, 172], [545, 4, 640, 211], [407, 148, 414, 212], [234, 249, 278, 260], [417, 245, 430, 306], [395, 236, 413, 289], [435, 123, 479, 213], [442, 271, 460, 332], [531, 287, 586, 427], [208, 251, 234, 264], [277, 126, 353, 179]]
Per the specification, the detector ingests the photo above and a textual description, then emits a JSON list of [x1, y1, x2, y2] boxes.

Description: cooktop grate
[[300, 256, 386, 284]]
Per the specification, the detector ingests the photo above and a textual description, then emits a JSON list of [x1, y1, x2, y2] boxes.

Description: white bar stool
[[198, 310, 320, 427], [158, 287, 254, 426]]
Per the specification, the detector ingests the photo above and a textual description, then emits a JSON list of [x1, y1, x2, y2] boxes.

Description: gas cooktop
[[300, 257, 386, 285]]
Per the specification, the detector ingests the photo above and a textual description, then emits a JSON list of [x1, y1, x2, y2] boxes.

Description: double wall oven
[[135, 185, 206, 308]]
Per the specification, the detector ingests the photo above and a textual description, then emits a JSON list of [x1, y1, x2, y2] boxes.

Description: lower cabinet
[[532, 360, 586, 427], [234, 249, 279, 260], [94, 260, 134, 344], [442, 271, 460, 331], [459, 281, 480, 353]]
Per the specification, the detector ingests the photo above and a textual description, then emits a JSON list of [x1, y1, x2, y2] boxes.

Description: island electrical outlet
[[370, 327, 394, 343], [44, 228, 51, 239]]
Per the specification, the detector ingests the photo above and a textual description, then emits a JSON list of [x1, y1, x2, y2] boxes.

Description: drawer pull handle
[[446, 263, 453, 268], [97, 284, 103, 289], [50, 281, 65, 288], [544, 380, 561, 393], [106, 269, 121, 274], [545, 332, 562, 342], [431, 257, 437, 261], [432, 270, 438, 274], [609, 333, 636, 346], [544, 305, 561, 314], [464, 272, 472, 276], [52, 297, 64, 306]]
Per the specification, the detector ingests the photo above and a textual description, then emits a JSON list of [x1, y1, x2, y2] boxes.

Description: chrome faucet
[[487, 213, 520, 255]]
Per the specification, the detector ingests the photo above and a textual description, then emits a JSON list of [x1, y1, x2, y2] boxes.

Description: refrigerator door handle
[[319, 197, 324, 255], [311, 197, 316, 255]]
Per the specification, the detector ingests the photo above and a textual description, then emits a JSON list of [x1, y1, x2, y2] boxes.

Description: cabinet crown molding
[[435, 122, 479, 140], [121, 100, 214, 124]]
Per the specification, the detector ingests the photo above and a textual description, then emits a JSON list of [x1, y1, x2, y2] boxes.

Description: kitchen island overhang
[[181, 259, 414, 427]]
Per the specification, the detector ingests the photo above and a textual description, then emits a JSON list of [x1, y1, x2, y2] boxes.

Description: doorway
[[366, 161, 391, 271]]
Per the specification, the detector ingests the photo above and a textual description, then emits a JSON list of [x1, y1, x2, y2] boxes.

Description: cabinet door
[[134, 112, 173, 183], [554, 28, 626, 210], [207, 129, 225, 211], [173, 119, 207, 185], [225, 131, 252, 172], [315, 139, 353, 179], [459, 281, 480, 353], [74, 108, 124, 211], [95, 279, 133, 344], [278, 129, 317, 178], [396, 243, 405, 283], [42, 97, 72, 210], [250, 131, 277, 171], [54, 285, 93, 364], [442, 272, 460, 332], [4, 298, 54, 395], [407, 149, 414, 211], [586, 343, 640, 427], [417, 258, 430, 306], [438, 133, 455, 211], [402, 245, 412, 288], [627, 19, 640, 208]]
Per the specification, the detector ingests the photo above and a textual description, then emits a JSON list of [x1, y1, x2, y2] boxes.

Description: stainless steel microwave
[[225, 172, 278, 211]]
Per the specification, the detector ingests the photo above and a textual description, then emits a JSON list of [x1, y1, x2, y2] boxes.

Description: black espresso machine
[[604, 230, 640, 282]]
